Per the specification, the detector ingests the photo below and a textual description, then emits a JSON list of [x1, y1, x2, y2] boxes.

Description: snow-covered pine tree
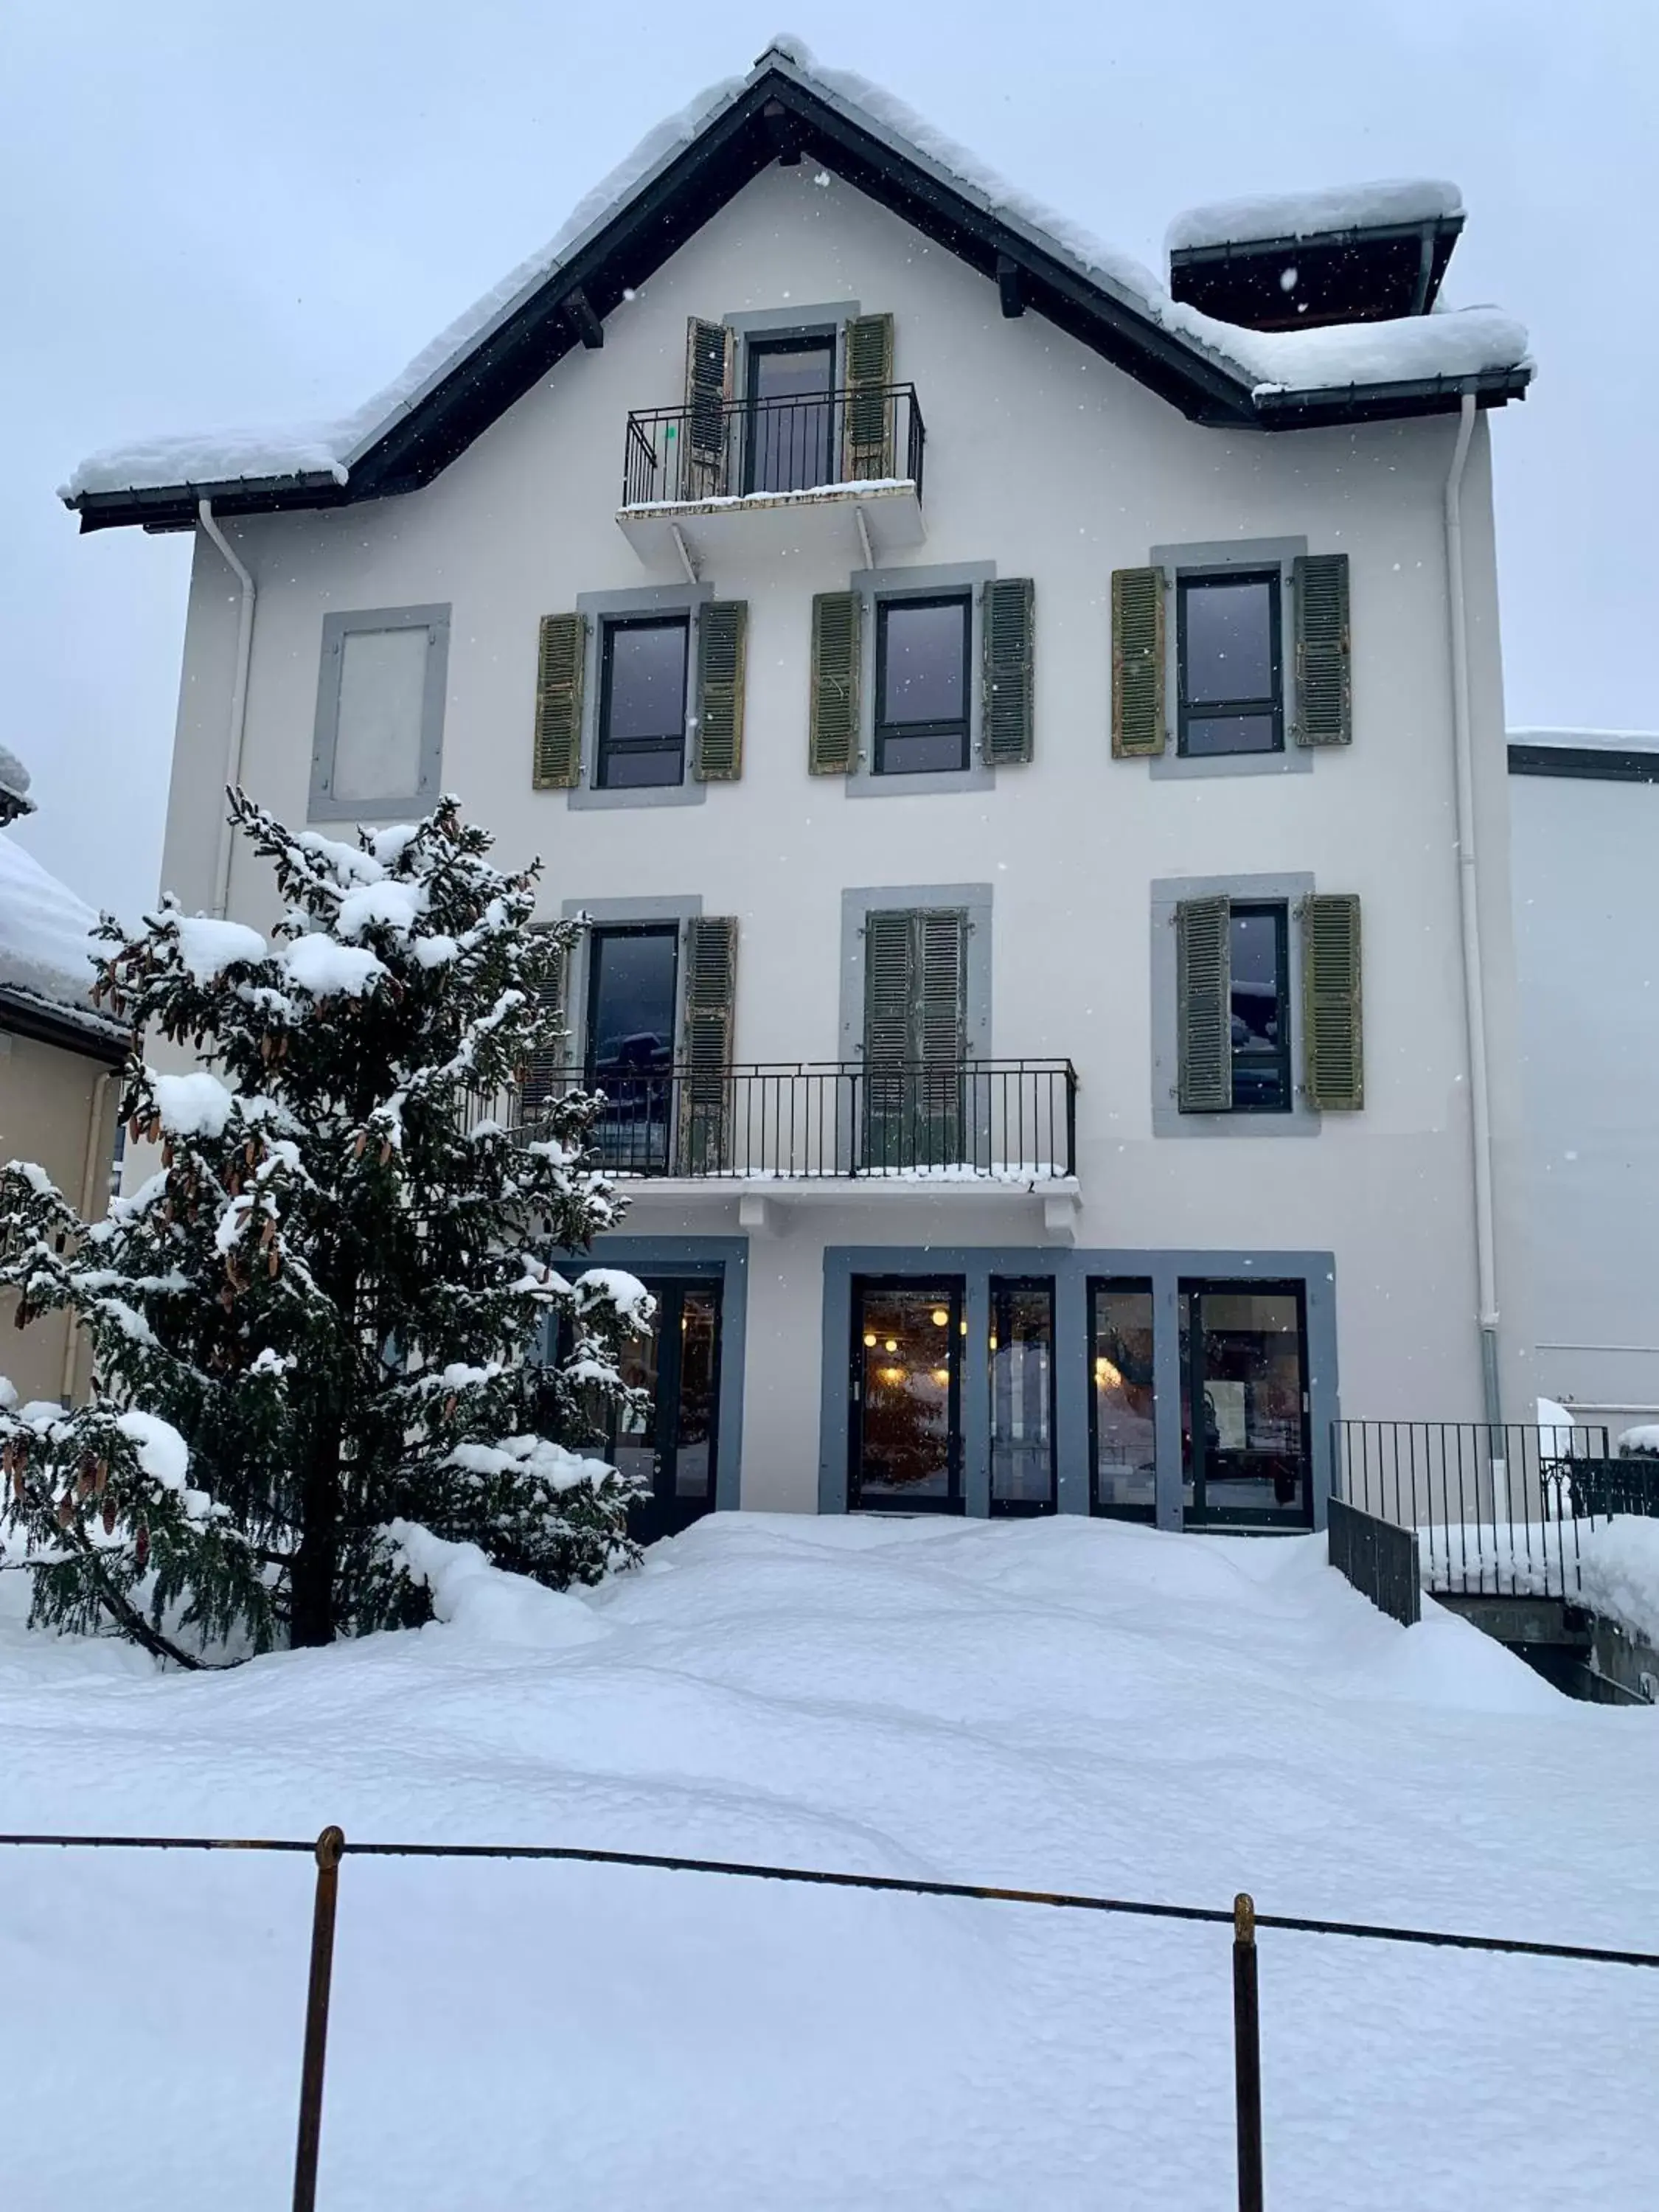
[[0, 791, 650, 1663]]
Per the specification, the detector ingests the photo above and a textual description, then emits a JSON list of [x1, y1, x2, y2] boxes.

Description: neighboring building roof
[[1166, 180, 1464, 255], [1508, 728, 1659, 785], [61, 35, 1532, 537], [0, 833, 126, 1060], [0, 744, 35, 825]]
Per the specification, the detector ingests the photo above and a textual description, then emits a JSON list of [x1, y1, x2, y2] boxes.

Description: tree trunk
[[289, 1424, 341, 1647]]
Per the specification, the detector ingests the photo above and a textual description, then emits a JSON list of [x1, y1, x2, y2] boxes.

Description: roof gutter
[[197, 499, 254, 918], [1444, 389, 1503, 1438]]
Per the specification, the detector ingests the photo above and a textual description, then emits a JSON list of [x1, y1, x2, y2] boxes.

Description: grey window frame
[[595, 613, 692, 792], [846, 561, 996, 797], [1148, 538, 1311, 782], [570, 583, 711, 811], [1150, 872, 1321, 1138], [1176, 569, 1284, 759], [310, 603, 449, 822], [558, 895, 703, 1069], [872, 591, 974, 776]]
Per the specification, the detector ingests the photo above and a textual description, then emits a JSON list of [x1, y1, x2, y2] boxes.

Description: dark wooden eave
[[68, 62, 1531, 537], [0, 987, 128, 1065]]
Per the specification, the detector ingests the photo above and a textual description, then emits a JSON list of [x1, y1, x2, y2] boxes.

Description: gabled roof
[[62, 36, 1532, 536]]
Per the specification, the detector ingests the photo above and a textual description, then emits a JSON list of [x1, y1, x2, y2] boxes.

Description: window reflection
[[1091, 1281, 1157, 1517]]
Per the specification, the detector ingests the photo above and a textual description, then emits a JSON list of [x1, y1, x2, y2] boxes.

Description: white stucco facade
[[147, 153, 1532, 1523]]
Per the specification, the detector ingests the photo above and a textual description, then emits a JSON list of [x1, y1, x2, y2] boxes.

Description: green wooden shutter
[[843, 312, 895, 480], [809, 591, 861, 773], [1301, 894, 1363, 1109], [532, 613, 586, 790], [1293, 553, 1352, 746], [519, 931, 568, 1125], [1176, 895, 1232, 1113], [1112, 568, 1166, 757], [694, 601, 748, 781], [679, 915, 738, 1171], [863, 910, 965, 1168], [684, 318, 733, 495], [981, 577, 1035, 765]]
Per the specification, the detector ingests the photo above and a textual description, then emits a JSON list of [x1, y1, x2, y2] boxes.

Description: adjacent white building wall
[[156, 158, 1533, 1498], [1510, 739, 1659, 1412]]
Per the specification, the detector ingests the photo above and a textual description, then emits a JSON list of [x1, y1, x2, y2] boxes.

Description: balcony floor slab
[[616, 479, 923, 574]]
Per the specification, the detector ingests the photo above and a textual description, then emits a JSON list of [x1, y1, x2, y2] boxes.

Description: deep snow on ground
[[2, 1513, 1655, 2210]]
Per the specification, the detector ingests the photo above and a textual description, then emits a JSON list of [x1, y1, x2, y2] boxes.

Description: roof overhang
[[0, 987, 128, 1065], [66, 58, 1531, 537]]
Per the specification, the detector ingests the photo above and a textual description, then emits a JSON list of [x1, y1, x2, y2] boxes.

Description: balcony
[[472, 1060, 1079, 1231], [616, 384, 926, 571]]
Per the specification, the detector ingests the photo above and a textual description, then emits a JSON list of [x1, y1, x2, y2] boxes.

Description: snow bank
[[1167, 178, 1463, 254], [1616, 1423, 1659, 1455], [62, 41, 1528, 501], [0, 832, 102, 1010], [386, 1519, 606, 1649], [1576, 1517, 1659, 1648]]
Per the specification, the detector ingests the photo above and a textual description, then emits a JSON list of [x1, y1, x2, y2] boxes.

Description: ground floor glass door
[[608, 1276, 722, 1545], [1180, 1281, 1310, 1526], [851, 1278, 964, 1511]]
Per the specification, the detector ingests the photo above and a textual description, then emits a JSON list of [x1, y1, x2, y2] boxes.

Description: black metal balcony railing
[[470, 1061, 1075, 1181], [622, 384, 925, 509]]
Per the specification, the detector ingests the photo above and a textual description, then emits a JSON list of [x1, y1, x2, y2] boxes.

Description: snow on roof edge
[[1510, 726, 1659, 751], [60, 38, 1528, 504], [1167, 178, 1464, 257]]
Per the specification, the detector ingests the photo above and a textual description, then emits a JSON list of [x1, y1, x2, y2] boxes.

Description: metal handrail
[[621, 382, 925, 507]]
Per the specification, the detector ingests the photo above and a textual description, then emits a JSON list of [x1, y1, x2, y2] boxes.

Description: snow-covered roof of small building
[[0, 745, 35, 823], [62, 36, 1531, 531], [0, 832, 124, 1052], [1167, 180, 1464, 256]]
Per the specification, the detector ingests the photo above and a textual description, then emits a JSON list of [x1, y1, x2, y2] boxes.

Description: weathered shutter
[[1112, 568, 1166, 757], [809, 591, 861, 773], [843, 312, 895, 480], [1293, 553, 1351, 746], [679, 915, 738, 1171], [532, 613, 586, 790], [519, 931, 568, 1126], [981, 577, 1035, 765], [1175, 895, 1232, 1113], [684, 318, 734, 497], [863, 910, 965, 1169], [693, 601, 748, 781], [1301, 893, 1363, 1110]]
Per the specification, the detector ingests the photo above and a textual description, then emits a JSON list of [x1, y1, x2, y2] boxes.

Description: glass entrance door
[[850, 1279, 964, 1511], [608, 1276, 722, 1546], [1180, 1281, 1310, 1526]]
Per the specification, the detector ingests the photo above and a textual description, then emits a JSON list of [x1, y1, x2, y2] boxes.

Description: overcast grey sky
[[3, 0, 1649, 915]]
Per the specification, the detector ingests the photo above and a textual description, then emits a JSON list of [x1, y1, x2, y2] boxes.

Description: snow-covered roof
[[1167, 179, 1464, 256], [62, 36, 1531, 519], [0, 832, 118, 1037], [0, 745, 34, 821], [1510, 726, 1659, 753]]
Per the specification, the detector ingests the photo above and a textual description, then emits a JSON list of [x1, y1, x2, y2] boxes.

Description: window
[[874, 595, 971, 774], [1178, 571, 1281, 757], [851, 1278, 964, 1511], [311, 605, 448, 820], [1091, 1279, 1157, 1517], [597, 616, 689, 790], [1180, 1281, 1310, 1526], [1228, 904, 1293, 1112], [584, 925, 679, 1169], [743, 335, 835, 493], [990, 1278, 1055, 1513]]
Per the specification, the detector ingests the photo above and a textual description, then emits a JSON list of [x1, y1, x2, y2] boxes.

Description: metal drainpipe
[[60, 1065, 117, 1402], [1444, 388, 1504, 1438], [197, 499, 255, 919]]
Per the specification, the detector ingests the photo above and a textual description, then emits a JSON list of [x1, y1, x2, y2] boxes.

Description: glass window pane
[[1182, 714, 1279, 758], [857, 1285, 957, 1501], [1229, 908, 1289, 1110], [609, 1308, 660, 1495], [751, 342, 833, 403], [588, 931, 678, 1079], [333, 626, 427, 800], [881, 600, 967, 726], [991, 1280, 1054, 1506], [674, 1289, 720, 1499], [1092, 1282, 1157, 1514], [877, 727, 969, 776], [1189, 1288, 1307, 1518], [606, 622, 687, 744], [1183, 578, 1274, 705]]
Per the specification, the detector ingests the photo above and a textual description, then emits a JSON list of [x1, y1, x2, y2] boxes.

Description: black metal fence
[[4, 1826, 1655, 2212], [1332, 1421, 1618, 1601], [622, 383, 925, 507], [1326, 1495, 1421, 1626], [471, 1060, 1078, 1181]]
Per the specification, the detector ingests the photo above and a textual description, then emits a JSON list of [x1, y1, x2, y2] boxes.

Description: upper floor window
[[744, 335, 835, 494], [1177, 571, 1283, 757], [310, 605, 448, 821], [874, 594, 972, 774], [597, 616, 689, 790], [1227, 903, 1293, 1112]]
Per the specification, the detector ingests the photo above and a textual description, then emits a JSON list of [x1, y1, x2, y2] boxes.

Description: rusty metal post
[[292, 1826, 345, 2212], [1233, 1892, 1264, 2212]]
